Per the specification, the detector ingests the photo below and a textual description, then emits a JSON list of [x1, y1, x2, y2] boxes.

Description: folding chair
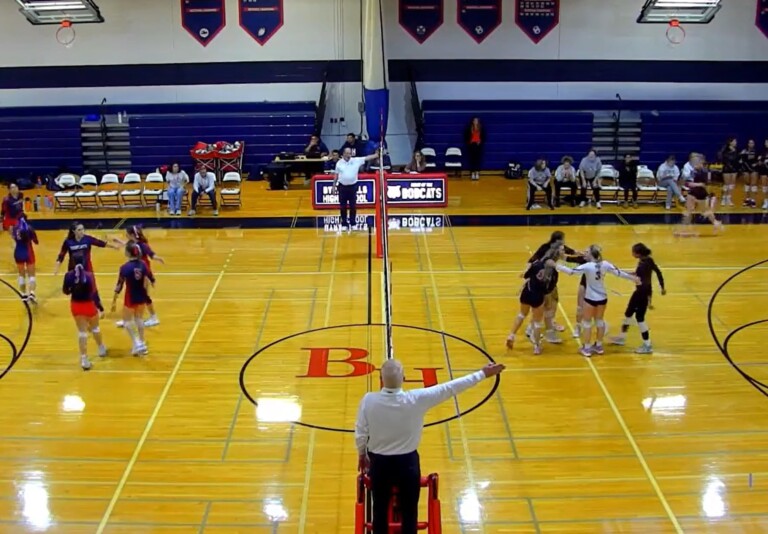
[[598, 165, 621, 204], [636, 165, 660, 204], [220, 172, 242, 207], [120, 173, 144, 208], [355, 473, 442, 534], [142, 172, 165, 207], [75, 174, 99, 209], [97, 173, 121, 208], [54, 174, 78, 210], [420, 147, 437, 169], [444, 148, 463, 177]]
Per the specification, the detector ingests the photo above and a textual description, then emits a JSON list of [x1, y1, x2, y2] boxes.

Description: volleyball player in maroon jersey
[[111, 242, 155, 356], [11, 218, 38, 302], [1, 183, 25, 237], [678, 158, 723, 235], [112, 226, 164, 328], [610, 244, 665, 354], [63, 264, 107, 370], [719, 138, 739, 207], [740, 139, 759, 208]]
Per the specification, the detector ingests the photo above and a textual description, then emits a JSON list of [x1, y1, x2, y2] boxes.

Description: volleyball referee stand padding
[[355, 473, 442, 534]]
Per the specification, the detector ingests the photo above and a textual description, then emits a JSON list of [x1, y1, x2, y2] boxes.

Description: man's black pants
[[338, 183, 358, 227], [369, 451, 421, 534]]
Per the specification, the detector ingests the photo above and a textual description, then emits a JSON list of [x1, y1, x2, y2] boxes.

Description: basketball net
[[56, 20, 76, 48], [665, 19, 685, 46]]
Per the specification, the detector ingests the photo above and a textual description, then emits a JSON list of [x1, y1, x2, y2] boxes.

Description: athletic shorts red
[[71, 300, 98, 318], [3, 216, 18, 232]]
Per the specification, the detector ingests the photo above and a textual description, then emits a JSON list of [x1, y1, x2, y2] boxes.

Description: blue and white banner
[[515, 0, 559, 44], [385, 178, 446, 206], [363, 0, 389, 146], [758, 0, 768, 39], [457, 0, 502, 43], [181, 0, 226, 47], [313, 178, 377, 209], [239, 0, 283, 45], [312, 175, 448, 209], [316, 215, 445, 235], [399, 0, 444, 44]]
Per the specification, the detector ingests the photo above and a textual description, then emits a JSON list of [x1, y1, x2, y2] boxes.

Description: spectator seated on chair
[[188, 168, 218, 217], [404, 151, 427, 173], [339, 133, 365, 157], [527, 159, 554, 211], [656, 155, 685, 210], [304, 134, 329, 158], [165, 162, 189, 216], [324, 150, 341, 172], [618, 154, 639, 208], [554, 156, 578, 207]]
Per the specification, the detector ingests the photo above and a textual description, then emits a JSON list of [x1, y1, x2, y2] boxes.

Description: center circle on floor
[[239, 323, 498, 433]]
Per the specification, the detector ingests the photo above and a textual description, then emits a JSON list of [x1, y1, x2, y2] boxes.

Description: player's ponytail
[[73, 264, 87, 286], [125, 241, 142, 259], [588, 244, 603, 270], [632, 243, 651, 258], [128, 225, 147, 243]]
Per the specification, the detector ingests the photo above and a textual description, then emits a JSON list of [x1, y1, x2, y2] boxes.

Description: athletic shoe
[[144, 316, 160, 327], [596, 202, 602, 209], [115, 320, 124, 328], [98, 345, 108, 358], [762, 199, 768, 210], [635, 344, 653, 354], [592, 343, 605, 355], [213, 210, 219, 216], [544, 331, 563, 344], [579, 201, 586, 208], [573, 324, 581, 338], [609, 336, 626, 346], [552, 322, 565, 332], [132, 343, 148, 357], [81, 356, 92, 371], [579, 346, 592, 358], [533, 344, 542, 355]]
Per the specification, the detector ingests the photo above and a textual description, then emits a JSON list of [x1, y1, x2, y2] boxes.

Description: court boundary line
[[94, 249, 234, 534], [556, 302, 683, 534]]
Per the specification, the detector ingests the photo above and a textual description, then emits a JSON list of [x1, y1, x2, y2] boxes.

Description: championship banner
[[758, 0, 768, 39], [515, 0, 559, 44], [457, 0, 502, 43], [239, 0, 283, 45], [181, 0, 226, 47], [399, 0, 444, 44]]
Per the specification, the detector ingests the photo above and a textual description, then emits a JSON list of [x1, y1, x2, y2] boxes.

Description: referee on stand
[[355, 359, 505, 534], [334, 147, 380, 231]]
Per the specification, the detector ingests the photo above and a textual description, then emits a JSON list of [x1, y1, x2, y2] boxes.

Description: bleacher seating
[[0, 116, 82, 178], [640, 111, 768, 165], [423, 101, 594, 170], [130, 102, 316, 173]]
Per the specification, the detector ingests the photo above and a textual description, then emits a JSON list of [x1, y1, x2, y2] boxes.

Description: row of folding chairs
[[420, 147, 463, 173], [598, 165, 677, 205], [54, 172, 243, 210]]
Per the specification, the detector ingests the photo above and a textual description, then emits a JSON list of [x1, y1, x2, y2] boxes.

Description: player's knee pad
[[78, 332, 88, 340], [581, 320, 592, 330], [623, 317, 632, 326], [752, 185, 759, 193], [595, 319, 606, 329], [533, 322, 544, 330], [638, 321, 649, 333], [123, 320, 135, 329], [17, 276, 25, 287], [91, 327, 100, 334]]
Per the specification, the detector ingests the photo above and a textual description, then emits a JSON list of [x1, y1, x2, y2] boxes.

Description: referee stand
[[354, 473, 443, 533]]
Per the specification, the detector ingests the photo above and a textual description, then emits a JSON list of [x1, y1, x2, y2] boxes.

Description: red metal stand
[[355, 473, 442, 534]]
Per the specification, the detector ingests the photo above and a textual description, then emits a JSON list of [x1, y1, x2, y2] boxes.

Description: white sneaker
[[81, 356, 92, 371], [544, 331, 563, 344], [188, 209, 196, 216], [579, 201, 586, 208], [610, 336, 626, 346], [98, 345, 108, 358], [132, 343, 148, 356], [573, 324, 581, 338], [213, 210, 219, 216], [531, 204, 541, 210], [763, 200, 768, 210], [635, 344, 653, 354], [144, 316, 160, 327], [115, 320, 124, 328]]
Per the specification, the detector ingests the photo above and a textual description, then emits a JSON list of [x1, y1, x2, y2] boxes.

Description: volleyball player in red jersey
[[1, 183, 25, 237], [63, 264, 108, 370], [54, 222, 119, 314], [11, 218, 38, 302], [112, 226, 164, 328], [111, 242, 155, 356]]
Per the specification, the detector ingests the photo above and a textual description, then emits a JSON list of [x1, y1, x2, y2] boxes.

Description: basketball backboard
[[15, 0, 104, 25], [637, 0, 722, 24]]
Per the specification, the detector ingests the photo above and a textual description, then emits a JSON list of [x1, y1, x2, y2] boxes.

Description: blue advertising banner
[[313, 178, 377, 209], [181, 0, 226, 47], [385, 178, 446, 206], [457, 0, 502, 43], [239, 0, 283, 45], [316, 215, 445, 235], [399, 0, 444, 44], [515, 0, 559, 44], [758, 0, 768, 39], [312, 175, 448, 209]]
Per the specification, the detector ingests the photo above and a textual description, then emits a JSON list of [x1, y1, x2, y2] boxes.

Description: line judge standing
[[355, 359, 505, 534], [334, 147, 380, 231]]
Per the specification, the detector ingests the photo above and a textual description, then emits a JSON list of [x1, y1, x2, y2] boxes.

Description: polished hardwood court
[[1, 179, 767, 533]]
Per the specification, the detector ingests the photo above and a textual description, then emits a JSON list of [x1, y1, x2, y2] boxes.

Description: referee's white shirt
[[335, 157, 367, 186], [355, 370, 485, 456]]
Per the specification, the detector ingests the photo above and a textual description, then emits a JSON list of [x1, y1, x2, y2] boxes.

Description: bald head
[[381, 359, 404, 389]]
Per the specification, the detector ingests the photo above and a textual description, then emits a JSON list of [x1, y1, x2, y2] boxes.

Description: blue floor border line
[[25, 211, 768, 232]]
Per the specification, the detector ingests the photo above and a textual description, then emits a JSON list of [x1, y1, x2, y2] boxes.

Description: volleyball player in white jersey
[[556, 245, 639, 357]]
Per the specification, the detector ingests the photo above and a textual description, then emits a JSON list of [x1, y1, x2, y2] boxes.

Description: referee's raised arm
[[354, 359, 504, 534]]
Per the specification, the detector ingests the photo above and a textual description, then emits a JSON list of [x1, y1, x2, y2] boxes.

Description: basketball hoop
[[56, 20, 76, 48], [665, 19, 686, 46]]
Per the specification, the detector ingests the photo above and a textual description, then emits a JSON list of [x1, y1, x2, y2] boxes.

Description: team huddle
[[3, 186, 163, 371], [507, 231, 665, 357]]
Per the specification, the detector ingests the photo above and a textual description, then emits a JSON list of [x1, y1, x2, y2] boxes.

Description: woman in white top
[[165, 162, 190, 216], [556, 245, 638, 357]]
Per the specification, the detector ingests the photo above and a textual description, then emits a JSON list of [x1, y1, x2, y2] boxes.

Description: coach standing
[[334, 147, 380, 230], [355, 359, 505, 534]]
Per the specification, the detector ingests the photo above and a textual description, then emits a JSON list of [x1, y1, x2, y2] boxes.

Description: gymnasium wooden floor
[[1, 177, 767, 533]]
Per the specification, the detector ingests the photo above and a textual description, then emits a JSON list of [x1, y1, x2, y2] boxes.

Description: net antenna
[[376, 107, 394, 361]]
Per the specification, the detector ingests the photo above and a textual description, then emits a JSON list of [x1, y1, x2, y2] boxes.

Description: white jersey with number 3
[[557, 261, 633, 302]]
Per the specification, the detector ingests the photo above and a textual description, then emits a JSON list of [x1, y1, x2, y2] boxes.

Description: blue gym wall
[[0, 0, 767, 165]]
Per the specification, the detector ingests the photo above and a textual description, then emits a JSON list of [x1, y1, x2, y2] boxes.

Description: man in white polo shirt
[[355, 359, 505, 534], [334, 147, 380, 230]]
